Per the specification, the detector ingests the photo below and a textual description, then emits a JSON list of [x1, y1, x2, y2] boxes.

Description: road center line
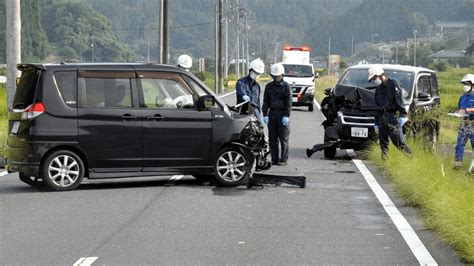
[[73, 257, 98, 266], [0, 171, 8, 177], [347, 149, 437, 266]]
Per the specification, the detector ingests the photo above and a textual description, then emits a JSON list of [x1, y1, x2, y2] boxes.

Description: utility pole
[[217, 0, 224, 94], [224, 0, 229, 78], [261, 31, 267, 64], [159, 0, 169, 64], [328, 37, 331, 76], [413, 29, 417, 66], [245, 10, 250, 74], [351, 35, 354, 56], [395, 42, 399, 64], [6, 0, 21, 109], [214, 4, 218, 93], [235, 0, 240, 78]]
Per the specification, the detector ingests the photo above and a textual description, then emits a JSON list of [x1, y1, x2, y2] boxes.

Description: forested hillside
[[0, 0, 472, 63]]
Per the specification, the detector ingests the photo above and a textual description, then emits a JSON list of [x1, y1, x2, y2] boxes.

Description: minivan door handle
[[146, 114, 165, 121], [121, 114, 138, 120]]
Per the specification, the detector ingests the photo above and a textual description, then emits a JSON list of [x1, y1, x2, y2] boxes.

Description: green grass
[[367, 67, 474, 262], [0, 84, 7, 159], [315, 76, 338, 102], [366, 141, 474, 263]]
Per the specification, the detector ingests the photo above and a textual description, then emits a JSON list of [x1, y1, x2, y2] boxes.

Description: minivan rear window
[[12, 70, 39, 109]]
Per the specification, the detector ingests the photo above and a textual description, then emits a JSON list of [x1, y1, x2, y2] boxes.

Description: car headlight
[[306, 86, 315, 94]]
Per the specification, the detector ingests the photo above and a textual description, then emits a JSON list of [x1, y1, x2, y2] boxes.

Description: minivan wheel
[[308, 103, 314, 112], [214, 147, 253, 187], [42, 150, 84, 191]]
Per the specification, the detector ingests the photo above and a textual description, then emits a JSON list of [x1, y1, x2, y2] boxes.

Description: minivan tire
[[308, 103, 314, 112], [214, 147, 253, 187], [41, 150, 85, 191]]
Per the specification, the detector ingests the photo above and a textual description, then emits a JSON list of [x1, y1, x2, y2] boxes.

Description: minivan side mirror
[[197, 95, 215, 111], [324, 88, 332, 96], [417, 92, 431, 101]]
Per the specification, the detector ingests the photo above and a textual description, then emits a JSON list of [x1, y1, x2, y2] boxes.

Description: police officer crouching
[[262, 63, 292, 166], [368, 65, 411, 159]]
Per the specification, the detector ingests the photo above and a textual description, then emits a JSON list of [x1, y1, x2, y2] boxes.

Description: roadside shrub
[[429, 60, 450, 72]]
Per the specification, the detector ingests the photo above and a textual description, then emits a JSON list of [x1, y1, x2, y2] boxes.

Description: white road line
[[220, 91, 236, 98], [73, 257, 98, 266], [313, 99, 326, 119], [0, 171, 8, 177], [346, 149, 437, 266], [170, 175, 184, 181]]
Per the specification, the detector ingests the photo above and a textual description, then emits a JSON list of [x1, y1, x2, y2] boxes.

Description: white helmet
[[270, 63, 285, 76], [461, 74, 474, 84], [367, 65, 384, 81], [249, 58, 265, 74], [177, 54, 192, 69]]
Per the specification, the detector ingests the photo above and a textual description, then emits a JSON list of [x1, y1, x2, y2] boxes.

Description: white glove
[[242, 95, 250, 102]]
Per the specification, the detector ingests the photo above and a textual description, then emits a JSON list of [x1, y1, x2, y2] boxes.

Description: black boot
[[306, 148, 314, 158]]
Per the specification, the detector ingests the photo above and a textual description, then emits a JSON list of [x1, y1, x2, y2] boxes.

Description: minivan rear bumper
[[7, 143, 43, 177]]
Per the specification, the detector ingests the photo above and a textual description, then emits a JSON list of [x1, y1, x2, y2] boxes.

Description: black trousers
[[378, 113, 411, 157], [268, 111, 290, 163]]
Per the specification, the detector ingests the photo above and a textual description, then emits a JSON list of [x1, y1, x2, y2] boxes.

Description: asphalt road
[[0, 92, 462, 265]]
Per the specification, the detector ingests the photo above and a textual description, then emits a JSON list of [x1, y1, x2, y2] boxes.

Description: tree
[[42, 0, 134, 62]]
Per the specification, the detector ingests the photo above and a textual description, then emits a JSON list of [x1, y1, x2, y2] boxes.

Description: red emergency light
[[283, 46, 311, 51]]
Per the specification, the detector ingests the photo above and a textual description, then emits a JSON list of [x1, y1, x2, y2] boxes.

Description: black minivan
[[7, 63, 270, 191]]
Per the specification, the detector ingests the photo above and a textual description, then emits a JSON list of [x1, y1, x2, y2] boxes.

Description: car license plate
[[351, 127, 368, 138], [11, 121, 20, 134], [292, 97, 298, 102]]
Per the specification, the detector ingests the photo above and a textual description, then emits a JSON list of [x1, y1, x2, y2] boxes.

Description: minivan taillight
[[21, 102, 46, 120]]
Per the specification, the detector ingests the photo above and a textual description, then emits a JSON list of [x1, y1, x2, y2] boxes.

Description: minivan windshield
[[282, 64, 314, 78], [338, 68, 414, 100], [12, 70, 39, 109]]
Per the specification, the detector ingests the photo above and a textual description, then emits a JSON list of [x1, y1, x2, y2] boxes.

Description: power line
[[111, 21, 213, 32]]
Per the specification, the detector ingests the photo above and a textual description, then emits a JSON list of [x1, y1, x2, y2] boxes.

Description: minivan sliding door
[[77, 69, 143, 174]]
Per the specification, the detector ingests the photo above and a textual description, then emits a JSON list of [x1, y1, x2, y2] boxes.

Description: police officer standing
[[262, 63, 292, 166], [368, 65, 411, 158], [453, 74, 474, 168], [236, 58, 265, 121]]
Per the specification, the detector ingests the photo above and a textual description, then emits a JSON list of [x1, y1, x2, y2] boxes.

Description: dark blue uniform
[[374, 78, 411, 157], [236, 75, 261, 121], [262, 80, 292, 164]]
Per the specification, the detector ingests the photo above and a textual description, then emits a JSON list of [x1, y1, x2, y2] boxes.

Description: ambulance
[[281, 46, 317, 112]]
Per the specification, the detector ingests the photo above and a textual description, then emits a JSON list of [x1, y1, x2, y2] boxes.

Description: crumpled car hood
[[334, 85, 376, 110]]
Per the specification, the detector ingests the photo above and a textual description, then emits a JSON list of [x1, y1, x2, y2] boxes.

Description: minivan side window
[[417, 75, 431, 95], [137, 72, 195, 109], [78, 71, 134, 108], [54, 71, 77, 107], [182, 75, 218, 109], [430, 74, 439, 96]]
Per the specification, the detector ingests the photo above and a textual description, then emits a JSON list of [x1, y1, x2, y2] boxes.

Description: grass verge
[[365, 141, 474, 263]]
